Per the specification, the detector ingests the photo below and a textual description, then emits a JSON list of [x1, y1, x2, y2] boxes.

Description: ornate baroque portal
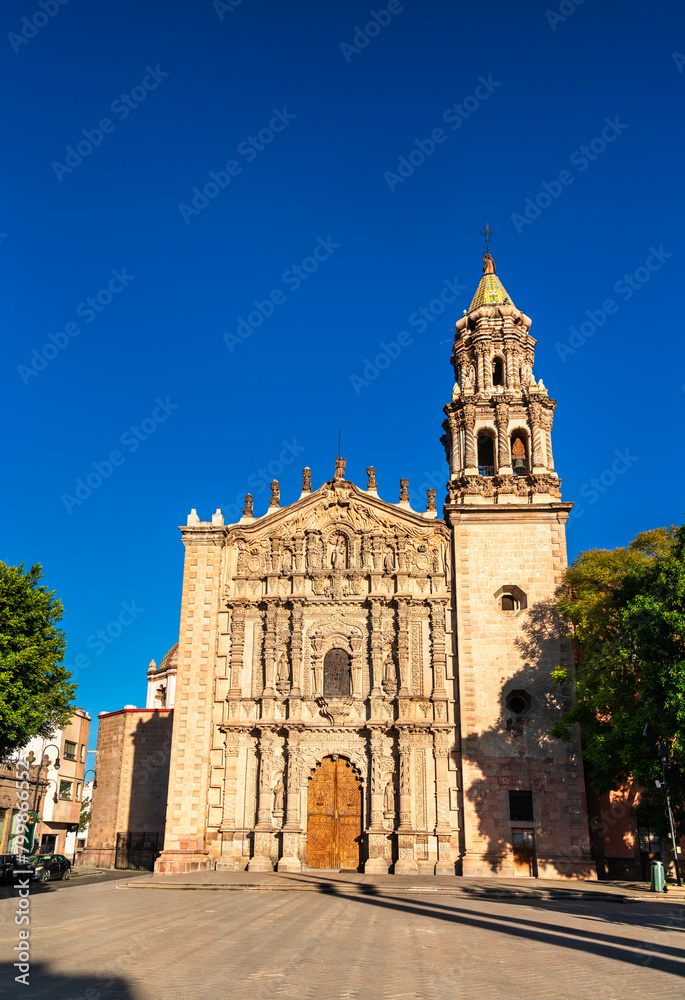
[[307, 756, 362, 869]]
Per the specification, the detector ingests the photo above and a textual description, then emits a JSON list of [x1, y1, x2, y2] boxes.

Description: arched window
[[323, 648, 351, 696], [477, 433, 495, 477], [492, 357, 504, 386], [511, 434, 528, 476]]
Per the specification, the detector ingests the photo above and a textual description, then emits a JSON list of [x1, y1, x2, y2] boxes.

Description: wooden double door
[[306, 757, 362, 870]]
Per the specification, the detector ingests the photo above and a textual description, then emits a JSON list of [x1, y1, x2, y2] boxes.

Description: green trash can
[[651, 860, 666, 892]]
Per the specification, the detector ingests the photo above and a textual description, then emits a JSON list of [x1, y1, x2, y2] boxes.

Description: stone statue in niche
[[384, 549, 395, 573], [281, 550, 292, 574], [431, 548, 441, 574], [273, 776, 284, 814], [521, 361, 534, 388], [276, 644, 290, 689], [461, 364, 475, 391], [384, 778, 395, 814], [331, 534, 347, 570]]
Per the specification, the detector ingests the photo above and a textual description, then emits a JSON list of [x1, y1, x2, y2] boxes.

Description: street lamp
[[643, 725, 682, 887], [29, 744, 61, 854]]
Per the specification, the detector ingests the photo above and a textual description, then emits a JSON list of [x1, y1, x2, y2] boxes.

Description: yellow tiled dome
[[468, 273, 515, 312]]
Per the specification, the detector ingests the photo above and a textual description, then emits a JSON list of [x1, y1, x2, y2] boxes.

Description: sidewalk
[[121, 868, 685, 902]]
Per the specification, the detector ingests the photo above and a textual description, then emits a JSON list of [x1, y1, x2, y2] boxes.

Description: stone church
[[89, 253, 595, 878]]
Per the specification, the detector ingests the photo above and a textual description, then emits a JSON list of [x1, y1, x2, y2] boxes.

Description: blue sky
[[2, 0, 684, 747]]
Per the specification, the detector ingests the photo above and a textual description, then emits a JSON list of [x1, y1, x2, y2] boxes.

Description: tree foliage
[[552, 525, 685, 835], [0, 563, 76, 760]]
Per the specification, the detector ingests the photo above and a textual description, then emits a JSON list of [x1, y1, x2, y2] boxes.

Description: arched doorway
[[306, 756, 362, 869]]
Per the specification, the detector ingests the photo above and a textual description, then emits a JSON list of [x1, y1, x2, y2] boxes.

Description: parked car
[[0, 854, 38, 884], [25, 853, 72, 882], [0, 854, 23, 884]]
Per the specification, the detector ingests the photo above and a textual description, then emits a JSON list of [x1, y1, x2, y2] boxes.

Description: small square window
[[59, 780, 72, 800], [63, 741, 77, 761], [509, 790, 534, 822]]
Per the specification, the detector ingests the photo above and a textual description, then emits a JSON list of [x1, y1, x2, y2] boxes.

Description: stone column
[[395, 730, 417, 873], [396, 599, 410, 697], [528, 400, 546, 473], [495, 401, 512, 475], [262, 601, 278, 698], [249, 729, 276, 871], [228, 604, 245, 699], [433, 729, 454, 874], [350, 633, 363, 699], [218, 731, 241, 869], [310, 631, 324, 696], [475, 348, 486, 393], [289, 601, 304, 700], [463, 405, 477, 474], [369, 599, 384, 698], [365, 728, 390, 873], [429, 599, 448, 702], [540, 408, 556, 474], [278, 727, 302, 872]]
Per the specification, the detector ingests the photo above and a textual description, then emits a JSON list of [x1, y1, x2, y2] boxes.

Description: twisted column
[[398, 731, 413, 831], [495, 401, 511, 474]]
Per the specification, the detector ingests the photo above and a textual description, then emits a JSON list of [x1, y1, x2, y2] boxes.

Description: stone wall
[[82, 709, 172, 869]]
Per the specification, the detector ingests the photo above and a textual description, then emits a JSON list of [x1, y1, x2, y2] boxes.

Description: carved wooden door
[[307, 757, 362, 869]]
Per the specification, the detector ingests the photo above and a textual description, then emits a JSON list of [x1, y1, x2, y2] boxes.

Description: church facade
[[154, 256, 594, 877]]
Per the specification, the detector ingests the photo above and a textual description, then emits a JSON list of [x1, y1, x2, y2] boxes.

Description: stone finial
[[426, 489, 436, 512], [242, 494, 254, 517], [334, 457, 346, 480], [187, 508, 200, 525], [366, 466, 377, 491], [148, 658, 157, 672], [269, 481, 280, 507], [302, 467, 312, 492], [399, 479, 410, 503], [212, 508, 224, 526]]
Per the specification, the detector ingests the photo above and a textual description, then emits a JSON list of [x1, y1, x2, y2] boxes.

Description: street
[[1, 876, 684, 999]]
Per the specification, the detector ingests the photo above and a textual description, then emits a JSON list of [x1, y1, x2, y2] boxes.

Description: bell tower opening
[[511, 434, 528, 476], [477, 433, 495, 477]]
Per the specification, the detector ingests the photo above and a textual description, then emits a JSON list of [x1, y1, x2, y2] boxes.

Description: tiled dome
[[158, 643, 179, 672]]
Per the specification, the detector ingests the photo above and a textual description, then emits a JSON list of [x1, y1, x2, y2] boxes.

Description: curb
[[120, 881, 630, 902]]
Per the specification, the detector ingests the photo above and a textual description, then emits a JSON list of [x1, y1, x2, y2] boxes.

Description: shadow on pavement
[[2, 962, 136, 1000], [314, 888, 685, 977]]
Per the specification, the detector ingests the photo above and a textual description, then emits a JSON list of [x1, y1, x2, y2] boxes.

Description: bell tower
[[442, 249, 594, 879]]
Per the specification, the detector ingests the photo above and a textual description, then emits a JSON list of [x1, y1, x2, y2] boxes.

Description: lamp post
[[30, 744, 60, 854], [644, 725, 682, 887]]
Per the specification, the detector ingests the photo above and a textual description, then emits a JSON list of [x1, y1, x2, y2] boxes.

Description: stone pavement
[[2, 873, 684, 1000]]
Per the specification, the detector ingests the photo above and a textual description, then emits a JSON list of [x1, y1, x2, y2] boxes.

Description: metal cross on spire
[[479, 223, 497, 255]]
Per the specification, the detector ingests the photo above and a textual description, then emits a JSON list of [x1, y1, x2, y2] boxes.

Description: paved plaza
[[2, 874, 684, 1000]]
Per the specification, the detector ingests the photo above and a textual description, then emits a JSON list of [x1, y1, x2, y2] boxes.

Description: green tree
[[552, 525, 685, 835], [78, 797, 92, 832], [0, 563, 76, 760]]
